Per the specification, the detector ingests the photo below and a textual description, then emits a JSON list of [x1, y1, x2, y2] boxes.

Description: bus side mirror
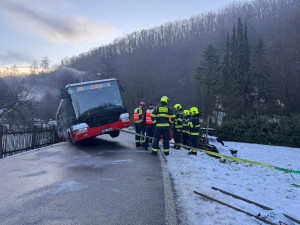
[[119, 82, 126, 91], [60, 88, 68, 99]]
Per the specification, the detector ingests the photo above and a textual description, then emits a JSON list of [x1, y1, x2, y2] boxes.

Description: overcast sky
[[0, 0, 248, 70]]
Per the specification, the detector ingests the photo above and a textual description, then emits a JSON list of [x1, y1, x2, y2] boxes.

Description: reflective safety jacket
[[188, 115, 202, 135], [151, 105, 175, 127], [174, 109, 184, 130], [182, 116, 191, 134], [134, 107, 143, 123], [145, 108, 154, 124]]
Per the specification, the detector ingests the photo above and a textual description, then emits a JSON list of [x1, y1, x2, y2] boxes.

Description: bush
[[214, 114, 300, 148]]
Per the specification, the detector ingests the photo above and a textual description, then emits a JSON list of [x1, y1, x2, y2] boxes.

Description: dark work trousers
[[173, 129, 182, 148], [182, 132, 190, 148], [152, 127, 170, 152], [135, 123, 144, 146], [189, 135, 199, 152], [144, 124, 156, 147]]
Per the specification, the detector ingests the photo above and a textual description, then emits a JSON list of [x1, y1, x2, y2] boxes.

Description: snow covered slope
[[166, 142, 300, 225]]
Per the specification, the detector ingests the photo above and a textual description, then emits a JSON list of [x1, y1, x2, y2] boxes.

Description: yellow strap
[[156, 123, 170, 127], [119, 129, 298, 172], [157, 114, 170, 117]]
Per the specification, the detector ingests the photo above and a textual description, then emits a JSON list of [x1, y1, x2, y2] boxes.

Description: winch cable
[[118, 129, 300, 183]]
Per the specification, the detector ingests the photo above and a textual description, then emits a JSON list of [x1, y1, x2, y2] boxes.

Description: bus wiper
[[104, 105, 123, 110]]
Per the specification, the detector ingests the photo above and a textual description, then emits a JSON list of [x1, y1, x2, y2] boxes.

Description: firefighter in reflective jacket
[[133, 102, 146, 147], [188, 107, 201, 155], [151, 96, 175, 156], [182, 109, 191, 149], [173, 104, 184, 149], [143, 104, 155, 150]]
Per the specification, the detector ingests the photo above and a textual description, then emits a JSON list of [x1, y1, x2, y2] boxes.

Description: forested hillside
[[1, 0, 300, 140], [56, 0, 300, 122]]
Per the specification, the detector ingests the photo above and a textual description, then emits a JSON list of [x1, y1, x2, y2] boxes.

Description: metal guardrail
[[0, 127, 60, 158]]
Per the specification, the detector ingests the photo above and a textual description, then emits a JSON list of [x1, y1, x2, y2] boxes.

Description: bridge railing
[[0, 127, 60, 159]]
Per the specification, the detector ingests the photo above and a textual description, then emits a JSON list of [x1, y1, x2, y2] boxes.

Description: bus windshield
[[68, 81, 125, 119]]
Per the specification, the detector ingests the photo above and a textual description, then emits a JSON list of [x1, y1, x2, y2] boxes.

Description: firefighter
[[188, 107, 201, 155], [133, 102, 146, 147], [182, 109, 191, 149], [151, 96, 175, 156], [143, 104, 155, 150], [173, 104, 184, 149]]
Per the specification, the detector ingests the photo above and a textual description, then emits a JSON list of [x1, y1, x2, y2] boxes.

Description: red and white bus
[[56, 78, 130, 143]]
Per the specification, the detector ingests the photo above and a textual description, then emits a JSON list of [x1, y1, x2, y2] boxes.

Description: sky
[[0, 0, 248, 73]]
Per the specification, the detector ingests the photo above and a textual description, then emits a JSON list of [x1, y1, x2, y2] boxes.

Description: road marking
[[159, 151, 179, 225]]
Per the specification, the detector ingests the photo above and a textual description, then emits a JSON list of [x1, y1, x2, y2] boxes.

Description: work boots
[[151, 151, 157, 155], [188, 151, 197, 155]]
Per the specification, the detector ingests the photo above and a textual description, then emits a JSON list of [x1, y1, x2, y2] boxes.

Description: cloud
[[0, 50, 33, 65], [1, 1, 119, 43]]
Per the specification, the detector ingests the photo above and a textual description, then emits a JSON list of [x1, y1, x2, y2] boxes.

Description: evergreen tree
[[251, 35, 273, 118], [221, 33, 234, 122], [227, 18, 252, 119], [194, 44, 221, 117], [243, 24, 250, 74]]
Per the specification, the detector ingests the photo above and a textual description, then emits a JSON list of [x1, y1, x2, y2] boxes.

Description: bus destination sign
[[76, 82, 111, 92]]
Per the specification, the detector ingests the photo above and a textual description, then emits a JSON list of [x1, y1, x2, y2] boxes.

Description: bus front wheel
[[69, 132, 77, 144], [109, 130, 120, 138]]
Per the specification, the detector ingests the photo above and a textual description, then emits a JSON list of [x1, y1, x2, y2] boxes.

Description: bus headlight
[[77, 127, 87, 134], [121, 117, 130, 122], [120, 113, 130, 122]]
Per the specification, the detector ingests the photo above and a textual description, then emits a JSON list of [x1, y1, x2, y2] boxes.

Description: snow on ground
[[166, 142, 300, 225]]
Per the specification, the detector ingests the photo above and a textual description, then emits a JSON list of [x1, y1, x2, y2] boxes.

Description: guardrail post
[[0, 126, 3, 159], [31, 127, 36, 149]]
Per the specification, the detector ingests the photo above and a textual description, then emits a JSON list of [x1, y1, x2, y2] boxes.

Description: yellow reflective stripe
[[189, 122, 194, 128], [164, 149, 170, 152], [156, 124, 170, 127], [177, 118, 183, 121], [190, 132, 199, 135], [152, 148, 158, 152], [134, 120, 143, 123], [195, 125, 200, 128], [151, 114, 156, 117], [171, 115, 176, 118], [175, 125, 183, 128], [157, 114, 170, 117], [182, 130, 189, 133], [136, 140, 140, 143]]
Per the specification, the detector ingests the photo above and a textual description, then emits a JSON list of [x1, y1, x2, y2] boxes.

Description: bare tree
[[0, 77, 37, 128], [30, 60, 39, 75], [40, 56, 51, 73]]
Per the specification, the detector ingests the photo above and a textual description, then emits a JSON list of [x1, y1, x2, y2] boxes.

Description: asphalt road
[[0, 132, 177, 225]]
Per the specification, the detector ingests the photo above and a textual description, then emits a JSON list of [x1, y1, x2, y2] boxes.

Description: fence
[[0, 127, 60, 159]]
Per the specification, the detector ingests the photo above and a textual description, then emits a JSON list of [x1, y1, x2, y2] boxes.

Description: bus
[[56, 78, 130, 143]]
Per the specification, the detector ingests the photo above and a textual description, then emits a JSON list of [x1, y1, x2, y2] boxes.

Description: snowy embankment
[[166, 142, 300, 225]]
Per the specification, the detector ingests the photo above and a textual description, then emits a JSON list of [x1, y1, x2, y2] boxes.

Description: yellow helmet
[[190, 107, 199, 115], [174, 104, 182, 110], [161, 96, 169, 103], [183, 110, 190, 116]]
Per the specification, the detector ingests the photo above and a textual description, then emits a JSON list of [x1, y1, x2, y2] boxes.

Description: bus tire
[[69, 132, 77, 144], [109, 130, 120, 138]]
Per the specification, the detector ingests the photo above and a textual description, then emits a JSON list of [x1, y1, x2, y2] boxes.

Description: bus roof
[[65, 78, 117, 89]]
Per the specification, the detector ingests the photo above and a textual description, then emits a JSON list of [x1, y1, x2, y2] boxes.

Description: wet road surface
[[0, 132, 174, 225]]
